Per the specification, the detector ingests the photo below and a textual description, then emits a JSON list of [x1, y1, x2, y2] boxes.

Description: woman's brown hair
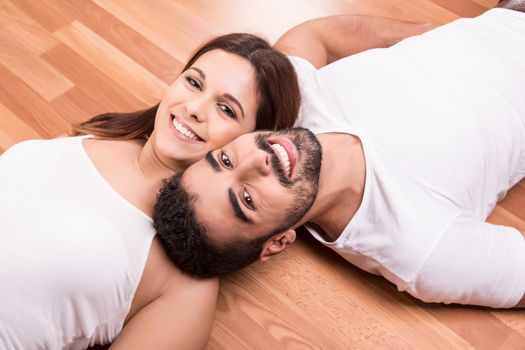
[[72, 33, 301, 139]]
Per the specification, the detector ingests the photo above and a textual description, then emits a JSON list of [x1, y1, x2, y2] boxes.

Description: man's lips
[[267, 137, 297, 178], [169, 114, 204, 142]]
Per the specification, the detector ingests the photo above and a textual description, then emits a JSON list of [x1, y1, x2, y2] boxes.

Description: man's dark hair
[[153, 173, 272, 278]]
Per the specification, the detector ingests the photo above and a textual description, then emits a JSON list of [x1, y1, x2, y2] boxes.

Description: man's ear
[[259, 229, 296, 262]]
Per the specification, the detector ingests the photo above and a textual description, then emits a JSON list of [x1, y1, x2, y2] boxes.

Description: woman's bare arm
[[109, 277, 219, 350], [274, 15, 435, 68]]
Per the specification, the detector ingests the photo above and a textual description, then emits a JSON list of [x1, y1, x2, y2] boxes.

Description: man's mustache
[[255, 133, 293, 187]]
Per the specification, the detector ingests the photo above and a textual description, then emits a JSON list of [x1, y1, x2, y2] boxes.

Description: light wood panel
[[0, 0, 523, 349]]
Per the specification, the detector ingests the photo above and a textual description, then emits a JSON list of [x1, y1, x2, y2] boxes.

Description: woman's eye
[[218, 103, 236, 119], [185, 77, 202, 91], [243, 189, 255, 210], [220, 151, 232, 168]]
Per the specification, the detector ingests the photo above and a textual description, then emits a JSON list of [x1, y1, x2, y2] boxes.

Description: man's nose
[[239, 149, 271, 179]]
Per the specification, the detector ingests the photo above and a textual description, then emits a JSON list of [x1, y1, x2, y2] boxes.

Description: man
[[154, 2, 525, 308], [154, 128, 323, 277]]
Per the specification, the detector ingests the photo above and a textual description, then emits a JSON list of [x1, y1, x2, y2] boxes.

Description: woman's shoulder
[[3, 135, 87, 151], [82, 137, 145, 159], [1, 136, 96, 161], [0, 138, 50, 160]]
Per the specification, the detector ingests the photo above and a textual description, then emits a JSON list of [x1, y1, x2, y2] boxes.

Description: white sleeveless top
[[0, 136, 155, 349], [291, 8, 525, 307]]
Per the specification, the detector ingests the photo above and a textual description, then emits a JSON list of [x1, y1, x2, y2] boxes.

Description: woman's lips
[[169, 114, 204, 143]]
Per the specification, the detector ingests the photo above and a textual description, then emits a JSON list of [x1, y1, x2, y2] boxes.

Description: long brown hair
[[72, 33, 301, 139]]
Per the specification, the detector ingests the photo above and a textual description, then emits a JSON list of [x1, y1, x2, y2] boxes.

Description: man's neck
[[298, 132, 367, 241]]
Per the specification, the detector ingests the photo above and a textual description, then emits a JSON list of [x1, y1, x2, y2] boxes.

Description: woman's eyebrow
[[223, 93, 245, 120], [187, 67, 205, 80]]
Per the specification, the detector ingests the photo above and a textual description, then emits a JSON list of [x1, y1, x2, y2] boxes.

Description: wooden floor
[[1, 0, 524, 348]]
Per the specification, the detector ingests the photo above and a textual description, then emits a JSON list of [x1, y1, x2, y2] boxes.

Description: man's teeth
[[172, 117, 200, 141], [271, 143, 291, 176]]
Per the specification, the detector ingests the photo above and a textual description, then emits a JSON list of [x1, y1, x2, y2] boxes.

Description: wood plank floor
[[1, 0, 524, 348]]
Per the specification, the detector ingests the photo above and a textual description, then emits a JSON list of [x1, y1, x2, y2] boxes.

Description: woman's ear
[[259, 229, 296, 261]]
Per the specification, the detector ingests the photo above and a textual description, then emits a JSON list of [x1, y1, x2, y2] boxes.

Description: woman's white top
[[292, 8, 525, 307], [0, 136, 155, 349]]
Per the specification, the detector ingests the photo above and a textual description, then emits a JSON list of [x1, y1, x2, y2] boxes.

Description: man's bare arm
[[274, 15, 435, 68]]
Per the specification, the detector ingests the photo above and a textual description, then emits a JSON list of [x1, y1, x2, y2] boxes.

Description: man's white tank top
[[0, 136, 155, 349]]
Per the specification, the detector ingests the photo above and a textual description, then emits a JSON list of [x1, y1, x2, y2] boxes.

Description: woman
[[0, 33, 300, 349]]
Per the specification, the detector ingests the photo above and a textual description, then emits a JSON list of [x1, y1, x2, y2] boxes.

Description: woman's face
[[152, 49, 258, 168]]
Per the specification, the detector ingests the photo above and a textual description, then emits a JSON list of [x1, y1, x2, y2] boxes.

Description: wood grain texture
[[0, 0, 523, 349]]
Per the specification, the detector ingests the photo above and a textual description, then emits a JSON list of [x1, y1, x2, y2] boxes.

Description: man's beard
[[154, 173, 278, 278], [256, 127, 322, 234]]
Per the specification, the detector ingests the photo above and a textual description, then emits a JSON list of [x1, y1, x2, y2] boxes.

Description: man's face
[[182, 128, 322, 247]]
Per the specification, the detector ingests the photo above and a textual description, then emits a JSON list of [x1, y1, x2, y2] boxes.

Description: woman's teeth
[[172, 117, 201, 141], [271, 143, 291, 177]]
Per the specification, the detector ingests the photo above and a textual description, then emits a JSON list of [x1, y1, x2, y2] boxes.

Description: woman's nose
[[186, 97, 209, 123]]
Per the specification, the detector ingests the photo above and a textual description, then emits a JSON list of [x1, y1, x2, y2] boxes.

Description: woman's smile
[[169, 114, 205, 143]]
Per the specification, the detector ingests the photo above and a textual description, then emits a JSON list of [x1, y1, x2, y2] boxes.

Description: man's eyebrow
[[187, 66, 206, 80], [224, 93, 245, 120], [205, 151, 221, 172], [228, 188, 253, 224]]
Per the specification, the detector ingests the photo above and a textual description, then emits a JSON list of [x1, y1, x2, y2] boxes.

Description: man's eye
[[185, 77, 202, 91], [218, 103, 236, 119], [220, 151, 232, 168], [242, 189, 255, 210]]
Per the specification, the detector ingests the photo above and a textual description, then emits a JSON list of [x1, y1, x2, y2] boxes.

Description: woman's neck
[[82, 137, 183, 219], [136, 137, 184, 185]]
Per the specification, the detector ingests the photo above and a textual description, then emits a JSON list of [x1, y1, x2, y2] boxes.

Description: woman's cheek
[[210, 124, 241, 149]]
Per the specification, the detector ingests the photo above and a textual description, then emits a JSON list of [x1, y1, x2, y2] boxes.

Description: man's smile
[[267, 137, 297, 178]]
